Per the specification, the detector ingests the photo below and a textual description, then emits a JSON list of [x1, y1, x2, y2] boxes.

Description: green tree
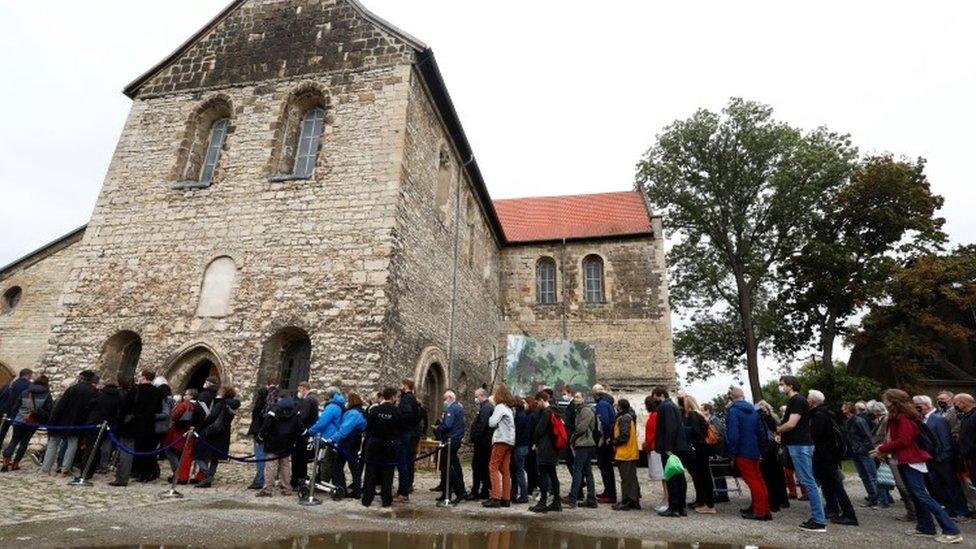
[[637, 98, 856, 400], [771, 156, 946, 370], [850, 246, 976, 389]]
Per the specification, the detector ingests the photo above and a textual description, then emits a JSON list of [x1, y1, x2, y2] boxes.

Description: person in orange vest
[[611, 399, 640, 510]]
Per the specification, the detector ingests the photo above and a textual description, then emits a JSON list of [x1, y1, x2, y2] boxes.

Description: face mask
[[915, 406, 923, 413], [443, 400, 450, 408], [937, 401, 949, 412], [955, 406, 965, 414], [677, 398, 685, 408], [778, 385, 788, 395]]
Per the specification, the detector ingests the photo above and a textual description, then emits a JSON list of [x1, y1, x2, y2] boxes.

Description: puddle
[[102, 529, 767, 549]]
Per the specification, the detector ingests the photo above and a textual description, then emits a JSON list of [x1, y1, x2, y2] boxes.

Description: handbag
[[876, 462, 896, 489]]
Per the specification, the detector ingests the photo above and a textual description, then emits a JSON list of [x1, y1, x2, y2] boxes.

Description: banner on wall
[[505, 335, 596, 397]]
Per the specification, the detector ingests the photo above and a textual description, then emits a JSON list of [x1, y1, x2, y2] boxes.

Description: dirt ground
[[0, 459, 971, 548]]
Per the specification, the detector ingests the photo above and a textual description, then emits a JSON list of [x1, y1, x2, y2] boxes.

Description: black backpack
[[915, 420, 942, 460]]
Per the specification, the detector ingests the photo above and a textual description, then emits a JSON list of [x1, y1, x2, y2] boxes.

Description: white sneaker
[[656, 504, 669, 513], [934, 534, 962, 544]]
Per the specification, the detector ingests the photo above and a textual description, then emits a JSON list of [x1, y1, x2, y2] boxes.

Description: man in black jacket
[[41, 370, 98, 476], [80, 378, 123, 479], [291, 381, 319, 489], [808, 390, 858, 526], [362, 387, 404, 508], [109, 370, 162, 486], [467, 387, 494, 500], [0, 369, 32, 449], [247, 379, 278, 489], [653, 386, 689, 517], [395, 378, 422, 502]]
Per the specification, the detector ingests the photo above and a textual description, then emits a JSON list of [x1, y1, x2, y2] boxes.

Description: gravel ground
[[0, 459, 971, 548]]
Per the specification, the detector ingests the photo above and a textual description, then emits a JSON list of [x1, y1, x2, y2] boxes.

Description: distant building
[[0, 0, 674, 425]]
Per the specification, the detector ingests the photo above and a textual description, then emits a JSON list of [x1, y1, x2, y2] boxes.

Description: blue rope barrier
[[10, 420, 101, 432], [193, 434, 293, 463], [106, 429, 185, 457]]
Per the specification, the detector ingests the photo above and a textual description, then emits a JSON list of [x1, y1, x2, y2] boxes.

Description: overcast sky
[[1, 1, 973, 398]]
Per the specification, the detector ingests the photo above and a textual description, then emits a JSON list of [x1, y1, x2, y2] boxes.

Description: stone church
[[0, 0, 673, 425]]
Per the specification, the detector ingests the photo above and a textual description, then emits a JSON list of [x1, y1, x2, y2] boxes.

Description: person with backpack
[[611, 398, 640, 511], [483, 384, 516, 508], [247, 379, 278, 490], [333, 392, 367, 499], [530, 391, 563, 513], [257, 396, 305, 497], [566, 391, 598, 509], [395, 379, 422, 503], [727, 387, 771, 521], [873, 389, 963, 544], [1, 375, 51, 472], [194, 385, 240, 488], [592, 384, 617, 504], [0, 369, 33, 451], [467, 387, 494, 501], [808, 389, 858, 526]]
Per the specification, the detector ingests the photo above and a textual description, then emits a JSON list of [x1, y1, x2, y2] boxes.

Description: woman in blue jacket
[[331, 393, 367, 498]]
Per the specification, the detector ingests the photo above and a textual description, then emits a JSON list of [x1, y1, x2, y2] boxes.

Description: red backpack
[[551, 411, 569, 451]]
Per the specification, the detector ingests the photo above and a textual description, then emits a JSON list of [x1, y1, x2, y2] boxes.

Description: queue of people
[[1, 367, 973, 545]]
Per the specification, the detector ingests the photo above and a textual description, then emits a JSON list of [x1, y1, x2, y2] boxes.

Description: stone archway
[[414, 346, 447, 428], [0, 361, 13, 386], [99, 330, 142, 383], [163, 342, 227, 392]]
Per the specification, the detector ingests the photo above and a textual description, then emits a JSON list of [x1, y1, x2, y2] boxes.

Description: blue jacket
[[435, 401, 465, 443], [594, 394, 615, 443], [333, 406, 367, 444], [925, 412, 953, 462], [726, 400, 763, 460], [308, 393, 346, 439]]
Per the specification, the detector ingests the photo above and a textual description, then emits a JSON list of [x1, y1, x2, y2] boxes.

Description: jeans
[[512, 446, 529, 500], [335, 437, 363, 495], [3, 425, 37, 462], [569, 446, 596, 502], [362, 439, 399, 507], [851, 452, 880, 505], [926, 458, 969, 517], [41, 434, 78, 473], [397, 432, 420, 496], [470, 441, 492, 497], [441, 438, 465, 500], [787, 445, 825, 525], [252, 438, 265, 486], [195, 458, 218, 479], [899, 464, 961, 535]]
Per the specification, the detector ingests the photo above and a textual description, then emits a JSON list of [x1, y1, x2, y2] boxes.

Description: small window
[[583, 255, 605, 303], [536, 259, 557, 304], [199, 118, 229, 185], [435, 147, 453, 222], [2, 286, 22, 313], [293, 108, 325, 178]]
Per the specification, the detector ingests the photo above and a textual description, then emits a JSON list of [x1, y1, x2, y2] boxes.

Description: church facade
[[0, 0, 673, 424]]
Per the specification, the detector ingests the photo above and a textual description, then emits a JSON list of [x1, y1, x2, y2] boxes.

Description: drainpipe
[[560, 237, 568, 340], [447, 155, 475, 381]]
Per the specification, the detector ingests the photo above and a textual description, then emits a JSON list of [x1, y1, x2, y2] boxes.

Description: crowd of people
[[1, 367, 974, 545]]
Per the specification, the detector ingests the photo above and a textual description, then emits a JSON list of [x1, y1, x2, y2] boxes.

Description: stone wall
[[499, 228, 674, 393], [0, 232, 84, 381], [383, 69, 502, 417], [40, 0, 422, 426]]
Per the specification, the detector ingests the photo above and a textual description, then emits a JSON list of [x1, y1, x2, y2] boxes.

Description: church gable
[[128, 0, 421, 98]]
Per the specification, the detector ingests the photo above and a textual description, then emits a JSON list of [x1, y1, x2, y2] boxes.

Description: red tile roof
[[493, 191, 653, 244]]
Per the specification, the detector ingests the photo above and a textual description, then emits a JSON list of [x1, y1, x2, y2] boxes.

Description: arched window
[[196, 257, 237, 317], [293, 108, 325, 178], [536, 258, 557, 304], [198, 118, 229, 185], [435, 147, 453, 222], [583, 255, 605, 303], [2, 286, 22, 314], [269, 87, 328, 181], [174, 97, 232, 189]]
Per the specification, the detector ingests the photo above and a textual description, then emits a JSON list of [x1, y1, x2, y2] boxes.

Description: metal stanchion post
[[68, 421, 107, 486], [159, 428, 193, 499], [436, 439, 454, 507], [299, 437, 322, 506]]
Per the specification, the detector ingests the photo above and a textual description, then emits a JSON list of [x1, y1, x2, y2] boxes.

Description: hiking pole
[[159, 428, 193, 499], [68, 421, 107, 486], [299, 437, 322, 506], [436, 438, 454, 508]]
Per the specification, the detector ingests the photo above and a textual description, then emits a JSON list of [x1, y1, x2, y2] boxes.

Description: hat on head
[[205, 376, 220, 386]]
